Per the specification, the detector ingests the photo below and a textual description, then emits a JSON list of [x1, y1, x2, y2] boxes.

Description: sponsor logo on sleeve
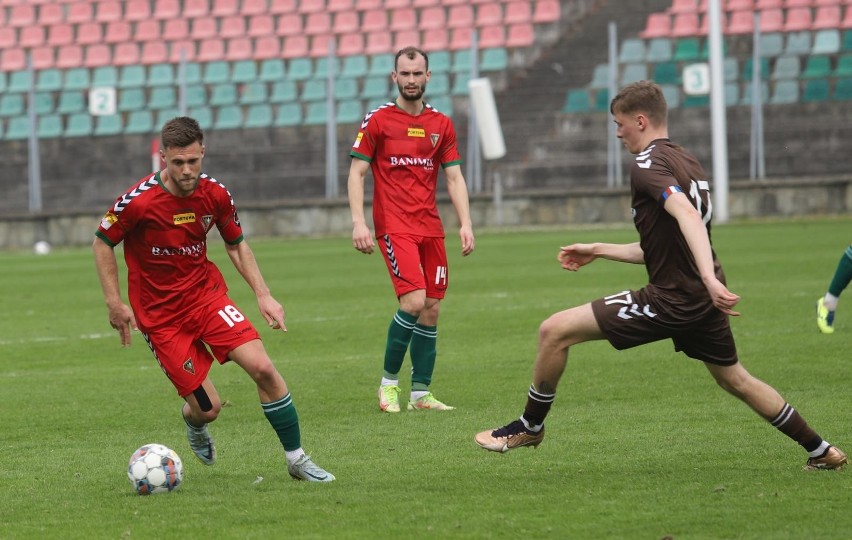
[[100, 212, 118, 230], [353, 132, 364, 148]]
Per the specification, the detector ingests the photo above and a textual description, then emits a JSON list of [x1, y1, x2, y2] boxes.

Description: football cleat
[[378, 384, 401, 413], [805, 446, 847, 471], [475, 419, 544, 453], [288, 454, 335, 482], [183, 412, 216, 466], [407, 392, 455, 411], [816, 297, 836, 334]]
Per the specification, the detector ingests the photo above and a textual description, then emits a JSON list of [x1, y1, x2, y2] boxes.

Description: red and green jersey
[[95, 172, 244, 329], [350, 102, 462, 237]]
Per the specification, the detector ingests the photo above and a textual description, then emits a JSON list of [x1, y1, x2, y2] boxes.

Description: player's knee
[[191, 385, 221, 420]]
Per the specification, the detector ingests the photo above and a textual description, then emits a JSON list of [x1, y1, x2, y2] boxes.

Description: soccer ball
[[127, 443, 183, 495], [33, 241, 51, 255]]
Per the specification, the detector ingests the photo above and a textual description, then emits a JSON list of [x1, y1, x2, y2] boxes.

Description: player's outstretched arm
[[559, 242, 644, 271], [347, 158, 375, 254], [93, 238, 137, 346], [444, 164, 475, 256], [225, 241, 287, 331]]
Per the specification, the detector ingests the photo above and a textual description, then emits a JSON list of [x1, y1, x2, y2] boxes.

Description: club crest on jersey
[[173, 212, 196, 225], [201, 215, 213, 231], [182, 358, 195, 374], [100, 212, 118, 230], [430, 134, 440, 147], [407, 127, 425, 138]]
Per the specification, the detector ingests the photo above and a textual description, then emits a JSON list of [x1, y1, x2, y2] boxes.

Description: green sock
[[261, 393, 300, 452], [410, 323, 437, 390], [828, 245, 852, 298], [384, 310, 417, 377]]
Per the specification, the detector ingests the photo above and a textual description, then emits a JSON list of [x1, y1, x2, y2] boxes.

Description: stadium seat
[[481, 48, 508, 71], [304, 102, 328, 125], [333, 11, 359, 34], [277, 13, 303, 36], [270, 80, 298, 102], [85, 44, 112, 68], [209, 83, 238, 106], [65, 113, 93, 137], [451, 72, 470, 95], [338, 33, 366, 55], [428, 94, 452, 116], [757, 32, 784, 57], [155, 109, 181, 129], [327, 0, 354, 11], [673, 37, 701, 61], [38, 3, 64, 25], [119, 65, 147, 88], [220, 15, 247, 39], [76, 22, 104, 46], [812, 29, 841, 54], [726, 10, 755, 34], [105, 21, 132, 44], [311, 35, 335, 57], [769, 79, 800, 104], [184, 84, 208, 107], [341, 55, 369, 78], [0, 94, 24, 117], [67, 2, 94, 24], [8, 4, 35, 27], [247, 14, 274, 37], [270, 0, 298, 14], [305, 12, 332, 35], [619, 38, 646, 64], [184, 0, 211, 18], [802, 78, 830, 101], [506, 23, 534, 47], [366, 32, 393, 54], [802, 55, 832, 78], [315, 56, 340, 77], [476, 3, 502, 27], [723, 82, 738, 106], [287, 57, 313, 80], [0, 28, 15, 50], [7, 71, 30, 94], [447, 5, 474, 29], [727, 0, 754, 8], [126, 1, 151, 21], [669, 0, 698, 13], [757, 9, 784, 32], [640, 13, 672, 39], [212, 0, 238, 16], [394, 29, 421, 51], [149, 87, 177, 109], [203, 61, 230, 84], [96, 1, 122, 23], [337, 99, 363, 124], [421, 28, 449, 51], [588, 63, 610, 89], [783, 7, 812, 31], [843, 29, 852, 51], [772, 55, 800, 79], [179, 63, 203, 85], [19, 26, 45, 48], [245, 103, 273, 128], [682, 92, 709, 107], [92, 66, 118, 87], [504, 1, 532, 24], [35, 114, 62, 139], [230, 60, 256, 84], [645, 38, 673, 62], [451, 49, 472, 73], [419, 6, 446, 30], [299, 0, 326, 13], [742, 57, 770, 80], [671, 13, 700, 37], [427, 72, 450, 95], [57, 90, 85, 114], [113, 43, 141, 66], [214, 105, 242, 129], [95, 114, 123, 136], [259, 58, 286, 81], [301, 79, 326, 101], [142, 41, 169, 64], [835, 53, 852, 76], [125, 110, 155, 134], [148, 64, 175, 86], [362, 75, 391, 100], [620, 63, 648, 85], [532, 0, 560, 23], [5, 116, 30, 140], [783, 31, 812, 56], [47, 23, 74, 47], [361, 9, 388, 33], [153, 0, 181, 19], [282, 35, 310, 58], [275, 102, 302, 126], [162, 18, 189, 41], [118, 88, 146, 111], [197, 39, 226, 63], [653, 61, 681, 85], [563, 88, 590, 113], [662, 84, 681, 109], [724, 57, 739, 81], [253, 36, 282, 60], [64, 68, 90, 91], [226, 38, 253, 61], [814, 6, 842, 30], [171, 40, 198, 63], [390, 7, 417, 30], [334, 77, 359, 100], [241, 81, 268, 104], [833, 77, 852, 100]]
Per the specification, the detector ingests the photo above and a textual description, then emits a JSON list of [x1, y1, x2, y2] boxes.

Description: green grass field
[[1, 217, 850, 539]]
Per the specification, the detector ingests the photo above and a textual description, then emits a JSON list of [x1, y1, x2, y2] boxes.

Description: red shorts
[[141, 294, 261, 397], [379, 233, 448, 299]]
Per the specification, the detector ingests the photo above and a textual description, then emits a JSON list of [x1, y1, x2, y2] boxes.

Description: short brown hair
[[161, 116, 204, 150], [610, 81, 667, 126], [394, 46, 429, 71]]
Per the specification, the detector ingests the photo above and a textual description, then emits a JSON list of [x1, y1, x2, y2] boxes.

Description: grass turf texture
[[1, 217, 849, 539]]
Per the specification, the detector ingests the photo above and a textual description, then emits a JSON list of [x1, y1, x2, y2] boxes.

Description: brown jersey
[[630, 138, 725, 318]]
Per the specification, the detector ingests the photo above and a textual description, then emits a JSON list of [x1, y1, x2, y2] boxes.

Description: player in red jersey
[[474, 81, 846, 470], [348, 46, 475, 413], [93, 117, 334, 481]]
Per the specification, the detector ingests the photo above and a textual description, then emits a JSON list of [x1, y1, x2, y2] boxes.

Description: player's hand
[[558, 243, 596, 271], [459, 226, 475, 256], [352, 223, 375, 254], [258, 294, 287, 332], [705, 278, 741, 316], [108, 303, 137, 347]]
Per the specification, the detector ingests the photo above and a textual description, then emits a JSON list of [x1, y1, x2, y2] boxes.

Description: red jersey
[[350, 101, 462, 237], [95, 172, 244, 329]]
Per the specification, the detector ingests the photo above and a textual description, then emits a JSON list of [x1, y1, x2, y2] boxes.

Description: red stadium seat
[[269, 0, 297, 13], [385, 0, 411, 7], [421, 28, 449, 51], [191, 17, 218, 40], [242, 0, 268, 15], [0, 28, 14, 50], [169, 40, 197, 62], [726, 9, 755, 33], [183, 0, 210, 17], [394, 29, 421, 50], [390, 8, 417, 31], [253, 35, 282, 59], [413, 0, 439, 6], [212, 0, 238, 16], [310, 34, 333, 56], [639, 13, 672, 38], [355, 0, 381, 8], [113, 42, 141, 66], [504, 1, 532, 24], [47, 24, 74, 46], [125, 1, 151, 21], [135, 20, 161, 41], [506, 22, 534, 47], [668, 0, 698, 13], [220, 15, 247, 38], [327, 0, 354, 10], [813, 6, 842, 29], [162, 19, 189, 40], [842, 5, 852, 28], [476, 3, 503, 26], [76, 22, 104, 46], [281, 35, 309, 58], [19, 26, 45, 48], [276, 13, 303, 36], [225, 37, 252, 60], [153, 0, 181, 19], [419, 6, 446, 30], [447, 5, 474, 29], [299, 0, 325, 13], [337, 32, 365, 54], [479, 25, 506, 48], [757, 8, 784, 31], [532, 0, 560, 22], [55, 44, 84, 69], [333, 11, 359, 33], [726, 0, 754, 10], [754, 0, 782, 7], [95, 1, 123, 23], [365, 31, 392, 54], [449, 27, 472, 49], [196, 38, 226, 62], [8, 4, 35, 26], [31, 45, 55, 69], [67, 2, 94, 23], [304, 12, 332, 35], [671, 12, 700, 36], [248, 14, 275, 36], [104, 21, 132, 44], [85, 44, 112, 67], [362, 10, 388, 32], [38, 3, 64, 25], [141, 40, 169, 64], [784, 7, 813, 31], [1, 48, 26, 71]]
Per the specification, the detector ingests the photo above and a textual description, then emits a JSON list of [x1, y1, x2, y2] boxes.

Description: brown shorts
[[590, 286, 738, 366]]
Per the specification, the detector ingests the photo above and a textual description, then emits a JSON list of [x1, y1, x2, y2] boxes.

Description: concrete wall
[[3, 176, 849, 251]]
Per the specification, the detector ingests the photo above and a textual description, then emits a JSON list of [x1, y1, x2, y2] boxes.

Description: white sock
[[285, 448, 305, 464], [520, 416, 543, 433], [823, 293, 839, 311], [380, 377, 399, 387], [410, 390, 429, 401], [808, 441, 831, 458]]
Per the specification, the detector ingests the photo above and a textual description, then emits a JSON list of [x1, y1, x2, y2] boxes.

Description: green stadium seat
[[65, 113, 93, 137], [5, 116, 30, 140], [337, 99, 363, 123], [0, 94, 24, 117], [178, 62, 202, 85], [427, 95, 452, 117], [451, 72, 470, 95], [92, 66, 118, 87], [619, 38, 645, 64], [833, 77, 852, 100], [188, 106, 213, 129], [209, 83, 237, 106], [342, 55, 368, 78], [682, 92, 709, 108], [275, 102, 302, 126], [148, 64, 175, 86], [742, 57, 769, 81], [771, 56, 800, 80], [589, 64, 610, 90], [812, 29, 840, 56], [0, 72, 6, 94], [64, 68, 90, 91], [740, 81, 769, 105], [802, 56, 831, 79], [118, 88, 146, 111], [240, 81, 268, 104], [769, 80, 799, 105], [270, 80, 297, 103], [287, 58, 313, 81], [673, 38, 701, 62], [593, 88, 610, 111], [214, 105, 242, 129], [315, 57, 341, 78], [203, 61, 230, 84], [661, 84, 680, 108], [451, 49, 472, 73], [835, 54, 852, 77], [155, 108, 180, 128], [37, 114, 63, 138], [8, 71, 31, 93], [94, 114, 123, 136], [427, 73, 450, 96], [125, 110, 154, 134], [480, 48, 508, 72], [757, 33, 783, 58], [563, 88, 590, 113], [362, 76, 391, 100], [645, 38, 673, 63], [259, 58, 286, 81], [36, 69, 62, 92], [802, 78, 830, 102], [149, 87, 176, 109], [652, 61, 680, 85], [784, 31, 811, 56], [301, 79, 326, 101], [427, 51, 450, 74], [843, 29, 852, 52], [723, 57, 738, 82], [335, 77, 359, 100], [620, 63, 647, 85], [57, 91, 85, 114], [119, 65, 146, 88], [184, 84, 207, 107], [724, 82, 739, 106], [33, 93, 54, 115], [245, 103, 273, 128], [232, 60, 257, 83]]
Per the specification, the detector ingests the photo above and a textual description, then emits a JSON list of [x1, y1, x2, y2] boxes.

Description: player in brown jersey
[[475, 81, 846, 470]]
